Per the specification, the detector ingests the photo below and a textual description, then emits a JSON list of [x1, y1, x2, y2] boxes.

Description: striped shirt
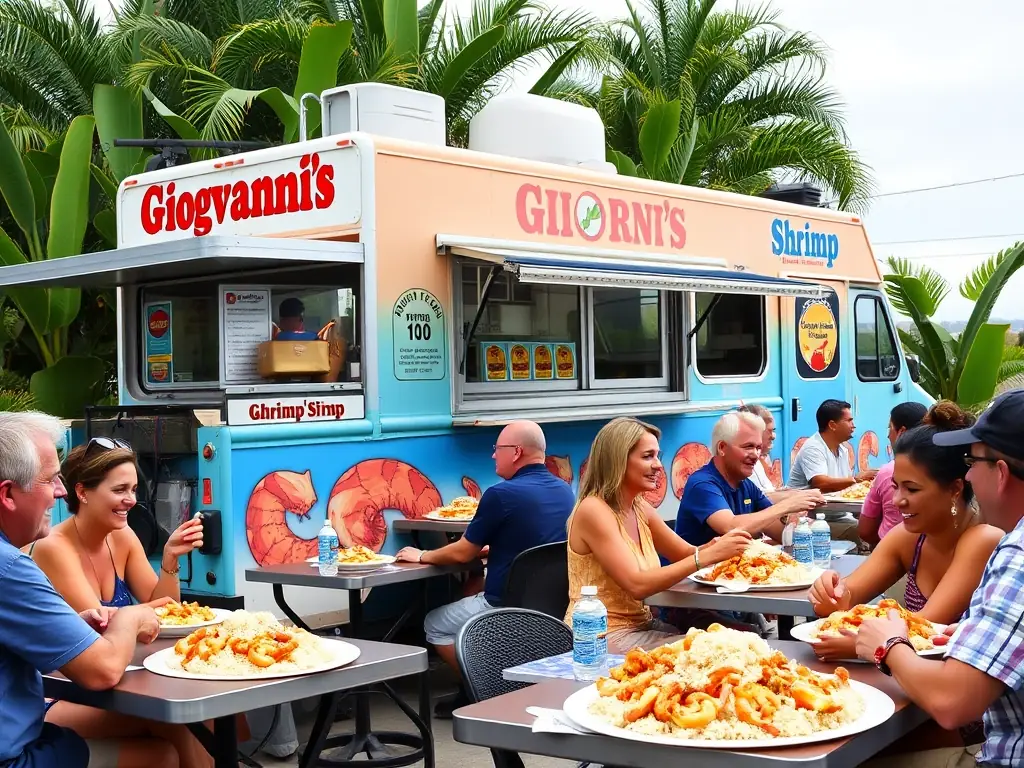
[[947, 515, 1024, 766]]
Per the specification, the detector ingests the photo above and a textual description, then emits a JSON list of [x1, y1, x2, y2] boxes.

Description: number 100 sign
[[392, 288, 446, 381]]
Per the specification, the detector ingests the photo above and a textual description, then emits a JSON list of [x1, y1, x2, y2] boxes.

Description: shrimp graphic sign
[[795, 294, 840, 379]]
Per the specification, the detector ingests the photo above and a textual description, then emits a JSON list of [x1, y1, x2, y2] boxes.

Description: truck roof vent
[[468, 93, 616, 174], [760, 182, 824, 208], [319, 83, 446, 146]]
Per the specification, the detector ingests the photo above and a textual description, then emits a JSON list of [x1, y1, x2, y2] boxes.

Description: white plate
[[561, 679, 895, 749], [142, 637, 361, 681], [790, 618, 949, 661], [423, 511, 474, 522], [304, 554, 396, 570], [688, 566, 822, 592], [157, 608, 233, 638]]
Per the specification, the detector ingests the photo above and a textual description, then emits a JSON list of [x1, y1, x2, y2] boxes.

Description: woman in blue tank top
[[30, 438, 212, 767]]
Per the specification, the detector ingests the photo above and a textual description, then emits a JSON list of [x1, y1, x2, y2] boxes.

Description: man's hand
[[79, 606, 118, 633], [782, 489, 825, 516], [855, 469, 879, 484], [845, 609, 909, 662], [395, 547, 424, 563], [121, 605, 161, 644]]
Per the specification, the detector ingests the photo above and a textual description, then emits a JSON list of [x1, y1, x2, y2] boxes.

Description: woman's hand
[[164, 515, 204, 559], [702, 530, 752, 564], [808, 570, 851, 616], [811, 633, 858, 662]]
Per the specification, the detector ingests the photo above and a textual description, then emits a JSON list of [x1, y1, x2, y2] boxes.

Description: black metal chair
[[455, 608, 573, 768], [503, 540, 569, 619]]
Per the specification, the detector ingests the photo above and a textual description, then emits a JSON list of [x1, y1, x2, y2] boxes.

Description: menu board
[[392, 288, 446, 381], [220, 288, 271, 383]]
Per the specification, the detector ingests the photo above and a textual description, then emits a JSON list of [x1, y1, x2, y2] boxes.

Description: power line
[[875, 232, 1024, 246], [869, 171, 1024, 200], [890, 252, 998, 261]]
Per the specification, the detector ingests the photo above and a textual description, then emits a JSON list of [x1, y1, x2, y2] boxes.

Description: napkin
[[126, 665, 144, 672], [525, 707, 591, 734]]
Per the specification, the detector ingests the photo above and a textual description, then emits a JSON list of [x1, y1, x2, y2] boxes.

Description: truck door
[[780, 281, 849, 483], [847, 286, 905, 471]]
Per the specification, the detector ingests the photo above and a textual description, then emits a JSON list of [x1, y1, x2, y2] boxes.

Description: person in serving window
[[272, 297, 317, 341], [395, 420, 575, 718]]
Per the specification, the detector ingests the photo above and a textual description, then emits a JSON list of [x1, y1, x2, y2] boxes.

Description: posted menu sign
[[221, 288, 271, 383]]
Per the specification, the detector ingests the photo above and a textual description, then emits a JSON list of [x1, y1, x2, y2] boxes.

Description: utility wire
[[822, 170, 1024, 206], [875, 232, 1024, 246]]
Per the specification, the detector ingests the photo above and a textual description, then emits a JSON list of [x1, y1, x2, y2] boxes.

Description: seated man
[[738, 404, 804, 504], [790, 399, 878, 545], [396, 420, 574, 717], [272, 297, 318, 341], [851, 389, 1024, 768], [0, 411, 170, 768], [676, 411, 823, 547]]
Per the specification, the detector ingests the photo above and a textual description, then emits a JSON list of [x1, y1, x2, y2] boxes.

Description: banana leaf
[[29, 355, 106, 418], [638, 100, 681, 178], [288, 21, 355, 142], [93, 84, 143, 183], [958, 323, 1010, 406]]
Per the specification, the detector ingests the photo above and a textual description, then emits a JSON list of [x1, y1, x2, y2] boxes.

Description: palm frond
[[212, 17, 309, 85], [960, 250, 1011, 302], [0, 105, 58, 151], [883, 256, 950, 315]]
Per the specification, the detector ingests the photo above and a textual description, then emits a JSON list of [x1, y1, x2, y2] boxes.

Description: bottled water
[[317, 519, 339, 577], [781, 517, 797, 548], [572, 586, 608, 681], [811, 513, 833, 569], [792, 518, 814, 566]]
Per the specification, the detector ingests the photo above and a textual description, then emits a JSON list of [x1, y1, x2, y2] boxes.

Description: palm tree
[[587, 0, 873, 212], [884, 248, 1024, 408]]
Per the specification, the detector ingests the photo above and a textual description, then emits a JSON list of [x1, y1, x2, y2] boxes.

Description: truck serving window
[[137, 265, 362, 393], [693, 293, 766, 378], [855, 295, 900, 381]]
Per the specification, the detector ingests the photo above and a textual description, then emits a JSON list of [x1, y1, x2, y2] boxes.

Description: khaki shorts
[[606, 619, 680, 653], [863, 744, 981, 768], [85, 739, 120, 767]]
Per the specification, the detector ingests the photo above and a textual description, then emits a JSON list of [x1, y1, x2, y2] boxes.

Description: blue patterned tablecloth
[[503, 652, 626, 683]]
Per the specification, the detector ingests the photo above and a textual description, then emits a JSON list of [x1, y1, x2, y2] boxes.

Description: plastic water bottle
[[572, 586, 608, 681], [792, 518, 814, 566], [782, 517, 797, 548], [811, 513, 832, 569], [317, 519, 339, 577]]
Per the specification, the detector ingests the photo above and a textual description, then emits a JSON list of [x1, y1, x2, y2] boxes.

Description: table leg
[[211, 715, 238, 768], [273, 583, 313, 632], [778, 616, 796, 640], [299, 694, 340, 768]]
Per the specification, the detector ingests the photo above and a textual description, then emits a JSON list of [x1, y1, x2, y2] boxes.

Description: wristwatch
[[874, 636, 914, 676]]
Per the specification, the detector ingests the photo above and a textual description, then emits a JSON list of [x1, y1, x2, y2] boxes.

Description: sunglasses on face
[[84, 436, 132, 458]]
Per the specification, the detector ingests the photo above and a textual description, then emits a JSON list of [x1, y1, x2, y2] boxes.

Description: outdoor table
[[393, 517, 471, 547], [460, 640, 928, 768], [646, 555, 867, 639], [245, 560, 479, 767], [43, 636, 428, 768]]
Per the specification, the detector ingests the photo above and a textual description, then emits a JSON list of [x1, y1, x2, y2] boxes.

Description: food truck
[[0, 83, 928, 620]]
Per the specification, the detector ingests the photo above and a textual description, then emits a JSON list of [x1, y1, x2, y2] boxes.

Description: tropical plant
[[0, 114, 108, 416], [884, 247, 1024, 408], [591, 0, 872, 211]]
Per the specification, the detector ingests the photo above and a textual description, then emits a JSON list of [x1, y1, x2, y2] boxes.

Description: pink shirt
[[861, 461, 901, 539]]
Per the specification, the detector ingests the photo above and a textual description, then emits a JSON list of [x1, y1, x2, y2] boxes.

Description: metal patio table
[[459, 640, 928, 768], [392, 517, 471, 547], [647, 554, 867, 638], [246, 560, 478, 767], [43, 637, 427, 768]]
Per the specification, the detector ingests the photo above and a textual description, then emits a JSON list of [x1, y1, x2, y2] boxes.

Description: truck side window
[[854, 295, 900, 381], [693, 294, 766, 378]]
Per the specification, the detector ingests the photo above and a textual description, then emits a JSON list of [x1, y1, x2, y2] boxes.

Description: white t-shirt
[[789, 432, 853, 489], [751, 459, 775, 493]]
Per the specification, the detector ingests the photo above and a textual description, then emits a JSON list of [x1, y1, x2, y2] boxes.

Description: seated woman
[[30, 438, 212, 767], [808, 401, 1002, 662], [566, 417, 752, 653]]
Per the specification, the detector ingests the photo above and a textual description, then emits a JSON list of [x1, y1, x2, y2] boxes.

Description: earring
[[950, 503, 957, 517]]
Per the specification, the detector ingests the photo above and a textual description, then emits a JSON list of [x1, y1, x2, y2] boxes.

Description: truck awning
[[0, 236, 363, 288], [438, 236, 829, 298]]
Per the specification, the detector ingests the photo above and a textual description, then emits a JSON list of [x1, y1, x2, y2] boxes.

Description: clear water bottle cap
[[581, 586, 598, 596], [816, 513, 825, 520], [324, 519, 331, 526]]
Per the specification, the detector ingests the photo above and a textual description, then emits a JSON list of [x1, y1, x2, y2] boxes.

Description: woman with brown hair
[[566, 417, 752, 652], [31, 437, 212, 767]]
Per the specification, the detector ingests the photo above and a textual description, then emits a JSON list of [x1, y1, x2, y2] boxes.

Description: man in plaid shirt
[[852, 389, 1024, 768]]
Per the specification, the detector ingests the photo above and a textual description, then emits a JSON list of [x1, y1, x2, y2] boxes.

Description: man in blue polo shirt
[[676, 411, 823, 546], [396, 419, 574, 716], [0, 411, 167, 768]]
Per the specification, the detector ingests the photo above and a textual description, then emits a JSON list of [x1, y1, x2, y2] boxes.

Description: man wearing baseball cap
[[851, 389, 1024, 768]]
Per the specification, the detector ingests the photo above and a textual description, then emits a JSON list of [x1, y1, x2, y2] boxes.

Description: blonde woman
[[566, 417, 751, 652]]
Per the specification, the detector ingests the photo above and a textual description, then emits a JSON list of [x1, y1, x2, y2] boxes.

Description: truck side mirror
[[906, 355, 921, 383]]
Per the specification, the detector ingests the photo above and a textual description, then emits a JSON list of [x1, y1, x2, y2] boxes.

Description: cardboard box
[[554, 342, 577, 380], [258, 340, 331, 377], [531, 343, 554, 380], [508, 342, 532, 380], [480, 342, 509, 381]]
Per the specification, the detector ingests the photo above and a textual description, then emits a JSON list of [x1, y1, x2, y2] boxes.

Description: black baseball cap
[[932, 388, 1024, 461]]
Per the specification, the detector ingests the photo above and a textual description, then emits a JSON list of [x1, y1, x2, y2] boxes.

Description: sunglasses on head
[[84, 436, 132, 458]]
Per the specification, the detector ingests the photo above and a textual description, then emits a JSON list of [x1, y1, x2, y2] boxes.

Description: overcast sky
[[85, 0, 1024, 322]]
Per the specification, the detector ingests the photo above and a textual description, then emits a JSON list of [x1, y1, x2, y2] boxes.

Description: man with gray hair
[[395, 420, 574, 717], [675, 411, 823, 547], [0, 411, 172, 767]]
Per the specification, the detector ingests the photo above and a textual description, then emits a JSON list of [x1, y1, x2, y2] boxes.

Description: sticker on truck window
[[795, 292, 840, 379]]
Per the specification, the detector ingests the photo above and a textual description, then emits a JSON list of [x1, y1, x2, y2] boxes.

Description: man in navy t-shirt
[[396, 420, 574, 716], [676, 412, 823, 546]]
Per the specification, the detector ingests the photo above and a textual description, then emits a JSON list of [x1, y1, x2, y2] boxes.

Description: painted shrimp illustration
[[766, 459, 783, 488], [790, 438, 807, 469], [579, 457, 667, 507], [670, 443, 712, 500], [858, 432, 879, 473], [247, 470, 319, 567], [461, 476, 482, 500], [327, 459, 442, 552], [545, 455, 574, 485]]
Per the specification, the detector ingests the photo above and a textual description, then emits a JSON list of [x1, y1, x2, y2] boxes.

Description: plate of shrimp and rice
[[688, 540, 822, 592], [791, 599, 948, 660], [561, 624, 894, 748], [143, 610, 360, 680]]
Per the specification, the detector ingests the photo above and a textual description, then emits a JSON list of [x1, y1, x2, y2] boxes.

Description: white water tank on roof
[[468, 93, 616, 174], [320, 83, 446, 146]]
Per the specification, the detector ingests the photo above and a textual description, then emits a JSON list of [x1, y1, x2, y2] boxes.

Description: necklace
[[72, 516, 108, 599]]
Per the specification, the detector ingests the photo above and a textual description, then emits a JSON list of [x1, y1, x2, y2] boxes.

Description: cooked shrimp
[[734, 683, 781, 736], [247, 643, 276, 668], [623, 686, 659, 723], [790, 680, 842, 714]]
